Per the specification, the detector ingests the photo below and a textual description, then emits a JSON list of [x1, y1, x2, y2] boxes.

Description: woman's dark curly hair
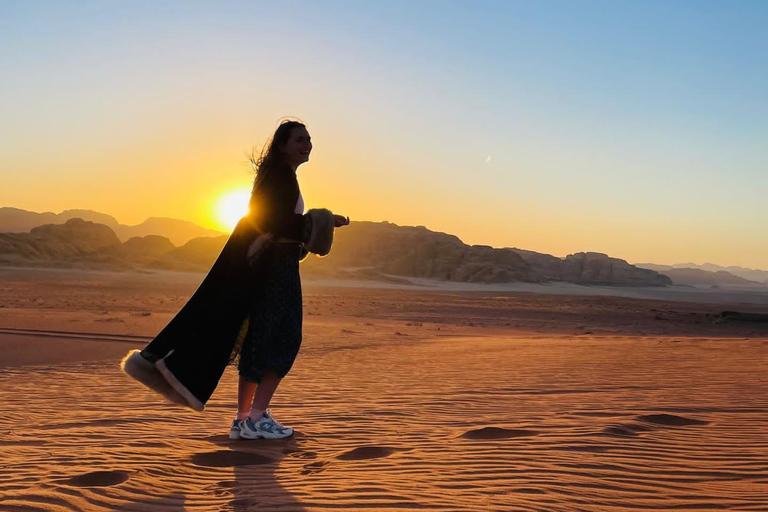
[[248, 119, 306, 193]]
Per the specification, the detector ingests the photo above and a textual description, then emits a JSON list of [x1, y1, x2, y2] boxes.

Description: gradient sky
[[1, 1, 766, 268]]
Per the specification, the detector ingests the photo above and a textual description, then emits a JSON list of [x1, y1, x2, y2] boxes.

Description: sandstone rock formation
[[561, 252, 672, 286], [511, 249, 671, 286], [636, 262, 768, 284], [112, 218, 225, 246], [0, 217, 672, 287], [301, 221, 541, 283], [659, 268, 758, 287], [101, 235, 176, 265], [0, 207, 119, 233], [0, 218, 123, 267], [155, 236, 228, 270], [0, 207, 224, 245]]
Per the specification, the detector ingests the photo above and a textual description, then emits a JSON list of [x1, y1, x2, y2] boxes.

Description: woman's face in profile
[[283, 127, 312, 168]]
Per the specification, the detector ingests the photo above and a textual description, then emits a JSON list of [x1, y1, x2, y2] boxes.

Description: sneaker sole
[[240, 430, 294, 440], [229, 431, 241, 440]]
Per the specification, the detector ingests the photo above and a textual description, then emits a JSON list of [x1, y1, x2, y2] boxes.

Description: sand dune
[[1, 268, 767, 511], [2, 333, 767, 511]]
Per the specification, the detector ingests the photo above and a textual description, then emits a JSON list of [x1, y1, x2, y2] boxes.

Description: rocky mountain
[[6, 207, 762, 286], [510, 249, 672, 286], [0, 207, 120, 232], [561, 252, 672, 286], [155, 236, 229, 270], [656, 268, 759, 287], [0, 218, 226, 271], [112, 218, 225, 246], [0, 207, 225, 245], [635, 263, 765, 286], [301, 221, 541, 284], [100, 235, 177, 265], [679, 263, 768, 284], [0, 218, 671, 287], [0, 218, 124, 268], [696, 263, 768, 284]]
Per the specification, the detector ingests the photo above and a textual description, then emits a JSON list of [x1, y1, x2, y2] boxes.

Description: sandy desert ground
[[1, 267, 767, 511]]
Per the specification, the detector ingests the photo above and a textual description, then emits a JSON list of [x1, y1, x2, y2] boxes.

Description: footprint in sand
[[209, 480, 236, 497], [301, 460, 328, 475], [336, 446, 396, 460], [602, 423, 654, 436], [191, 450, 274, 468], [460, 427, 539, 440], [637, 414, 709, 427], [287, 450, 318, 460], [229, 498, 254, 510], [603, 425, 640, 437], [63, 470, 130, 487]]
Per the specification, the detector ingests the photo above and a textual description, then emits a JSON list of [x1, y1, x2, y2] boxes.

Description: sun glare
[[216, 188, 251, 231]]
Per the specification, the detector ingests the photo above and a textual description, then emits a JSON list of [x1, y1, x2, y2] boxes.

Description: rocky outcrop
[[561, 252, 672, 286], [0, 218, 123, 267], [301, 221, 541, 283], [29, 218, 121, 250], [508, 248, 564, 281], [511, 249, 671, 286], [0, 217, 672, 287], [636, 262, 768, 284], [112, 218, 225, 246], [101, 235, 176, 265], [156, 236, 228, 270], [0, 207, 120, 233], [659, 268, 758, 287], [0, 207, 224, 245]]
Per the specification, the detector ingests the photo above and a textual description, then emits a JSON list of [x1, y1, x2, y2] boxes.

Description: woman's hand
[[334, 214, 350, 227]]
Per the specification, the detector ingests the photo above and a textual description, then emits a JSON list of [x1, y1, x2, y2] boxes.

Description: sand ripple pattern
[[1, 335, 767, 511]]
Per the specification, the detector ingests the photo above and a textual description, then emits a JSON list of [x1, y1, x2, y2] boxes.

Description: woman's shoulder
[[253, 165, 298, 204], [258, 167, 292, 190], [262, 164, 296, 187]]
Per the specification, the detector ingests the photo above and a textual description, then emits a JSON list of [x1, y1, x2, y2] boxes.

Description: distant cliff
[[0, 207, 225, 246], [300, 222, 541, 284], [0, 217, 672, 287], [0, 218, 127, 269], [636, 262, 767, 285], [511, 248, 672, 286], [651, 267, 758, 287]]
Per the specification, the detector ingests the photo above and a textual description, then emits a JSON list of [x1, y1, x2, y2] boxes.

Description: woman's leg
[[237, 370, 282, 420], [251, 369, 282, 412], [237, 376, 258, 419], [238, 369, 293, 439]]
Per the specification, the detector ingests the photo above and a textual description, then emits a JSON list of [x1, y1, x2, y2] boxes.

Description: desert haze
[[7, 207, 768, 290]]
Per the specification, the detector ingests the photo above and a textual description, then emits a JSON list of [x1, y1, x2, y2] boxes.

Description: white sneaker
[[239, 410, 294, 439], [229, 419, 242, 440]]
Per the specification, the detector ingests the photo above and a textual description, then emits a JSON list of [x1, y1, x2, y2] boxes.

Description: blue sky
[[1, 1, 766, 267]]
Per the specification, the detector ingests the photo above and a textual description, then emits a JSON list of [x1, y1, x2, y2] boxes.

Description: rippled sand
[[1, 268, 767, 511], [2, 333, 767, 511]]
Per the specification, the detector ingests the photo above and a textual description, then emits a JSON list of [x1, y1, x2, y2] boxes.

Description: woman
[[233, 120, 349, 440], [121, 120, 348, 441]]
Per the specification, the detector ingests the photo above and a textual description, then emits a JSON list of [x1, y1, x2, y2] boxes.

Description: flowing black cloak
[[121, 165, 334, 410]]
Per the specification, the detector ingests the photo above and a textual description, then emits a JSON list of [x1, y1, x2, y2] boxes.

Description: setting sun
[[215, 188, 251, 231]]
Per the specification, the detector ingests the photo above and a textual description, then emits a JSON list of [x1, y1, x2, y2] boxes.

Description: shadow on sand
[[113, 492, 189, 511], [198, 432, 309, 511]]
